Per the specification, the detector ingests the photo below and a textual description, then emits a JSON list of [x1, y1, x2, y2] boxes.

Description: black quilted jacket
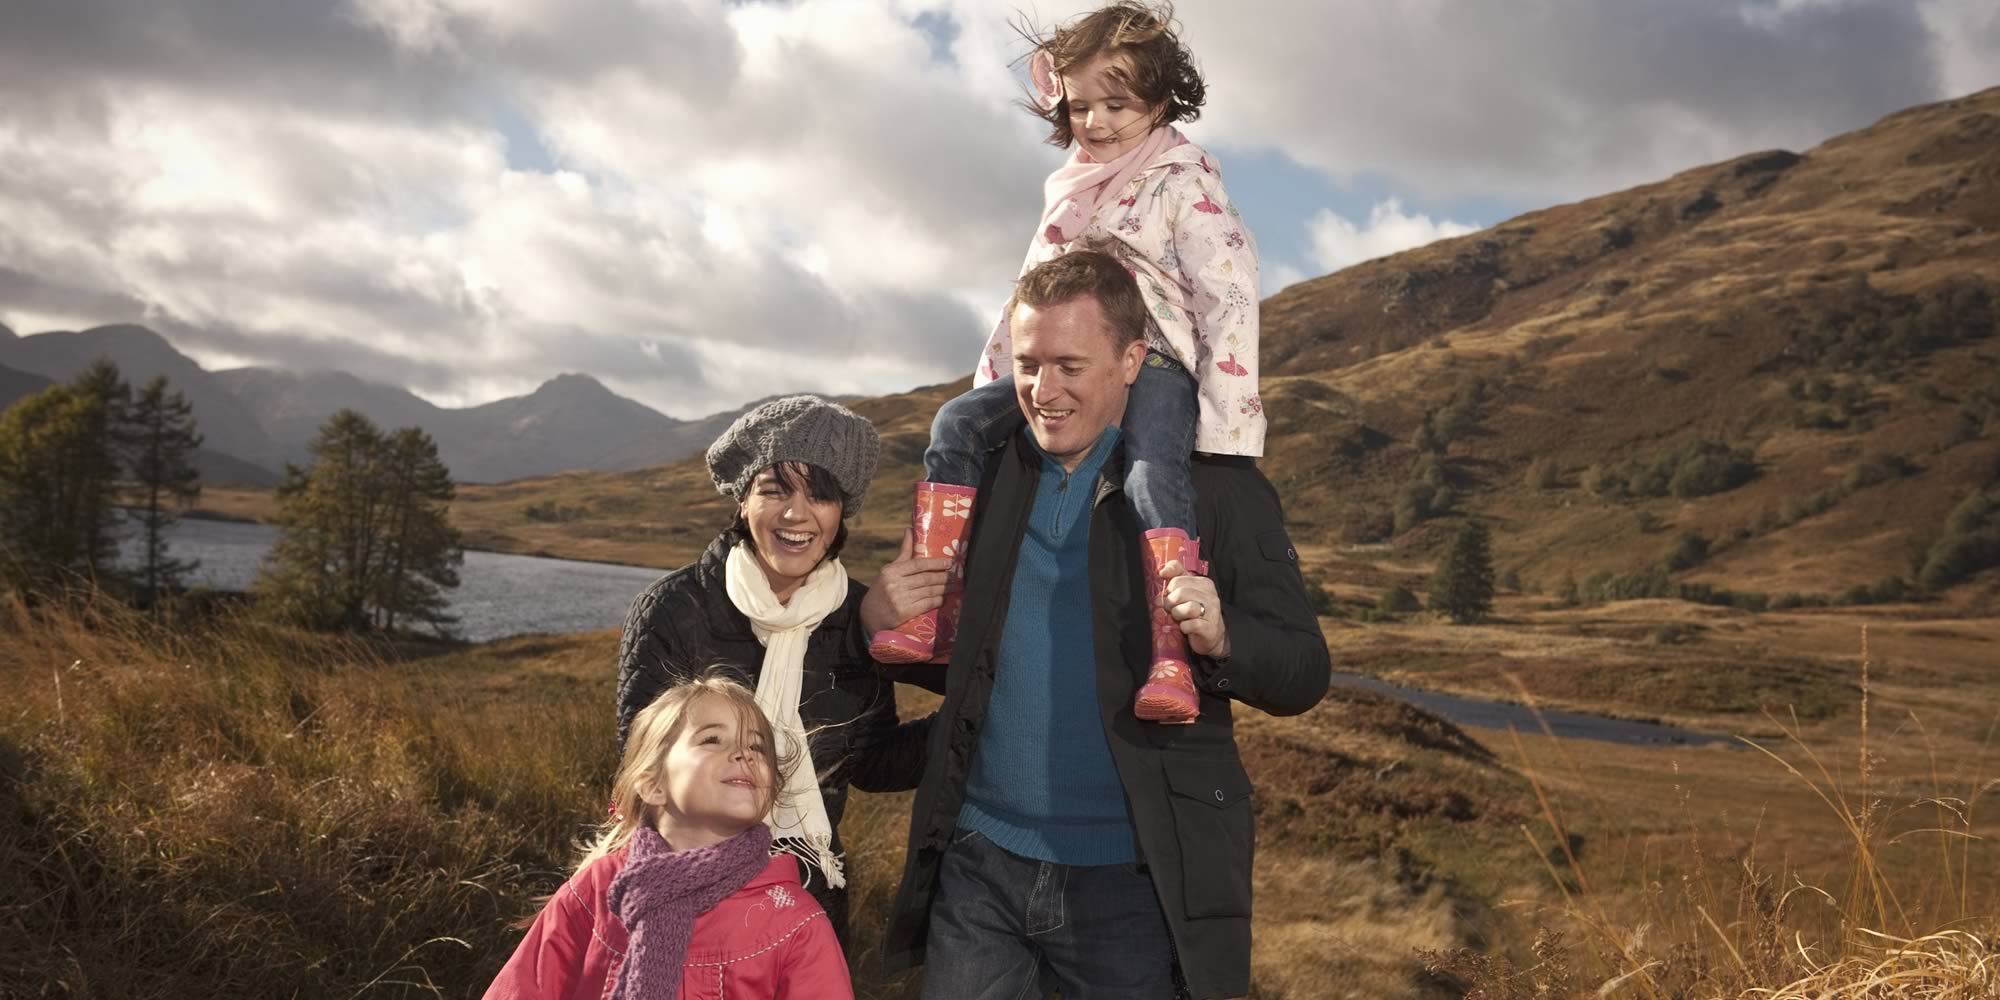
[[615, 530, 932, 944]]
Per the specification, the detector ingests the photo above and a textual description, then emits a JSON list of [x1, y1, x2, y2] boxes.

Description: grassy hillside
[[1254, 87, 2000, 603], [4, 594, 1993, 998]]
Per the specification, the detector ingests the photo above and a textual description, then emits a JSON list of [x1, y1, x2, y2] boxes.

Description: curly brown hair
[[1016, 2, 1206, 149]]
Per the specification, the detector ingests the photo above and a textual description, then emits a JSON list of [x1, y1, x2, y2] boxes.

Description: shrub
[[1594, 440, 1758, 502], [1377, 584, 1421, 614], [1662, 530, 1711, 572], [1788, 277, 1998, 373], [1394, 483, 1438, 534], [1918, 490, 2000, 592], [523, 500, 587, 523], [1665, 441, 1758, 499], [1844, 453, 1917, 491]]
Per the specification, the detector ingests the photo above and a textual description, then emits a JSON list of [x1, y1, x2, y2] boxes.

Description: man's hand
[[1158, 558, 1228, 660], [859, 527, 954, 635]]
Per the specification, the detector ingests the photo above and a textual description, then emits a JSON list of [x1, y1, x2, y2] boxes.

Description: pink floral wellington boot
[[868, 483, 977, 664], [1133, 527, 1206, 724]]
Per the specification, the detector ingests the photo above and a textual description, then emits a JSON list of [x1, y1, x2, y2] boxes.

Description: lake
[[144, 518, 1730, 747], [138, 517, 670, 643]]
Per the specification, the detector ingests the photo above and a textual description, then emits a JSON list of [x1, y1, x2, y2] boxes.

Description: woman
[[615, 394, 943, 950]]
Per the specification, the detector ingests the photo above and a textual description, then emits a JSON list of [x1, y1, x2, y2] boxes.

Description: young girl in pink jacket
[[870, 2, 1262, 726], [484, 674, 852, 1000]]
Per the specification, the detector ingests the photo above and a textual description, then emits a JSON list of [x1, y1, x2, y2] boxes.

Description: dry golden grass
[[5, 588, 1997, 998], [1414, 625, 2000, 1000]]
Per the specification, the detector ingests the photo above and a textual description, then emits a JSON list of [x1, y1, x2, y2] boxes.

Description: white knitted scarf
[[722, 543, 847, 889]]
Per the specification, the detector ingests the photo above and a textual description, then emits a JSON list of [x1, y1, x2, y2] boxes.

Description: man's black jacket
[[880, 435, 1332, 999]]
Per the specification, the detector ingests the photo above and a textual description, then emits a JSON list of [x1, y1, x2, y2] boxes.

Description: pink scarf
[[1037, 125, 1187, 247], [606, 823, 773, 1000]]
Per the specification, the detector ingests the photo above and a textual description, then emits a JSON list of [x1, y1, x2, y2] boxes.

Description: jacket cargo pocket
[[1163, 755, 1255, 919]]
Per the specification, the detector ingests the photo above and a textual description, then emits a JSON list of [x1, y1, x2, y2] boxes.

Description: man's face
[[1011, 295, 1146, 472]]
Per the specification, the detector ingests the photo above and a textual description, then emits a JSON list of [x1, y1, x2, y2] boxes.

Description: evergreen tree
[[255, 411, 463, 633], [1428, 521, 1496, 624], [0, 385, 120, 592], [371, 427, 461, 632], [125, 375, 204, 600], [66, 360, 131, 582]]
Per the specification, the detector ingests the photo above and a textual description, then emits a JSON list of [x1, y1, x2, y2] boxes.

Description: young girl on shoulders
[[484, 673, 852, 1000], [871, 1, 1262, 726]]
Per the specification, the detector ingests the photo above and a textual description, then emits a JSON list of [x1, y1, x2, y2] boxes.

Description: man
[[880, 249, 1332, 999]]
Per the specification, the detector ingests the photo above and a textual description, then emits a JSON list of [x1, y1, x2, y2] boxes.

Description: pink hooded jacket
[[483, 850, 853, 1000]]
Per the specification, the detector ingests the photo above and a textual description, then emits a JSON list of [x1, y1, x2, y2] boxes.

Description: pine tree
[[66, 360, 131, 582], [371, 427, 461, 632], [0, 385, 120, 592], [255, 411, 463, 633], [126, 375, 204, 601], [1428, 521, 1496, 624]]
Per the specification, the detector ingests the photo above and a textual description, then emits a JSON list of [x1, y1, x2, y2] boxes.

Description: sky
[[1, 0, 1994, 418]]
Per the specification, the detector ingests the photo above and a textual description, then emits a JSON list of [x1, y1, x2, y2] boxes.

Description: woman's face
[[738, 463, 843, 601]]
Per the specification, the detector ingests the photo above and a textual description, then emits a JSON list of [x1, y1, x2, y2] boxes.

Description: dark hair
[[729, 461, 851, 563], [1005, 246, 1149, 350], [1017, 2, 1205, 149]]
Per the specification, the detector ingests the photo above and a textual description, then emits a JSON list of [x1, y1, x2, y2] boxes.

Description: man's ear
[[1121, 339, 1147, 386]]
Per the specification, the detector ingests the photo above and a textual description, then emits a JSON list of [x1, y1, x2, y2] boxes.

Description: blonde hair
[[575, 670, 799, 872]]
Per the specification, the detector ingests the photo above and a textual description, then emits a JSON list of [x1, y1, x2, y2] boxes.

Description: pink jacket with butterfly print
[[976, 137, 1265, 456], [483, 849, 852, 1000]]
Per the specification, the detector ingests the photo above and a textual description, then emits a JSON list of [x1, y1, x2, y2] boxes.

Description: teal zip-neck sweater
[[958, 427, 1133, 865]]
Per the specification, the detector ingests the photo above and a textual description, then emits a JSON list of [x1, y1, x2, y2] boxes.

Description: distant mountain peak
[[80, 323, 175, 347], [537, 372, 614, 397]]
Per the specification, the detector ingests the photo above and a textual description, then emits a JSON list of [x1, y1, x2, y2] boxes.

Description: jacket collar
[[742, 851, 805, 891], [1005, 427, 1127, 509], [695, 531, 853, 642]]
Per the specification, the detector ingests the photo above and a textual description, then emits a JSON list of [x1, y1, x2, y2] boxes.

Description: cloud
[[1182, 0, 1951, 202], [0, 0, 1991, 422], [1307, 199, 1480, 274]]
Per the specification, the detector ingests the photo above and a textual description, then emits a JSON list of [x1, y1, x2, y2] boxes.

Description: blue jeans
[[924, 354, 1198, 534], [920, 828, 1180, 1000]]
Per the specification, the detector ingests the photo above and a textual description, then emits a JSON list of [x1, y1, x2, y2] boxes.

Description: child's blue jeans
[[923, 352, 1198, 534]]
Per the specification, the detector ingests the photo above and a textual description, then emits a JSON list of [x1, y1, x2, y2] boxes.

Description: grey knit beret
[[705, 395, 881, 516]]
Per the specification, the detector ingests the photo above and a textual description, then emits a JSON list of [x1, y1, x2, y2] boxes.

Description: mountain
[[214, 367, 780, 483], [455, 87, 2000, 608], [214, 367, 454, 468], [0, 359, 275, 486], [1245, 85, 2000, 598], [451, 373, 690, 482], [0, 362, 52, 410], [0, 325, 282, 472]]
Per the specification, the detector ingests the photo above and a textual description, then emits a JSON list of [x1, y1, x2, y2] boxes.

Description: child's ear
[[636, 772, 670, 807]]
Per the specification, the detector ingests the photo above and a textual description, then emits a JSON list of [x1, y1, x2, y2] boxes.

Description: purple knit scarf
[[606, 823, 773, 1000]]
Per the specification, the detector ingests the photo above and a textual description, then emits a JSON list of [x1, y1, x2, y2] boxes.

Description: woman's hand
[[859, 528, 954, 634], [1158, 558, 1228, 660]]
